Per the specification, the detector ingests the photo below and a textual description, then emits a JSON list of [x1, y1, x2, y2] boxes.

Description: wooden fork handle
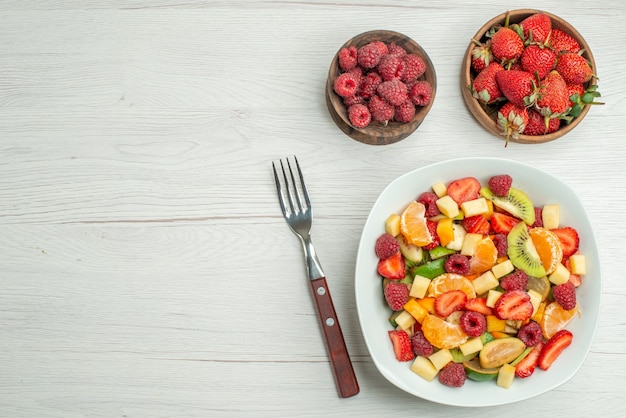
[[309, 277, 360, 398]]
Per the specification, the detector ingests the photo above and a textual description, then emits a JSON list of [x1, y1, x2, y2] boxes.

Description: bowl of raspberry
[[326, 30, 437, 145], [461, 10, 602, 145]]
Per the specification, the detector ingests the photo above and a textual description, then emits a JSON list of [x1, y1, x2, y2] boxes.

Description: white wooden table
[[2, 1, 625, 416]]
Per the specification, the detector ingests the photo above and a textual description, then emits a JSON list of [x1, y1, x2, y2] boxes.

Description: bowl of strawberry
[[461, 10, 603, 145], [354, 157, 601, 406], [326, 30, 437, 145]]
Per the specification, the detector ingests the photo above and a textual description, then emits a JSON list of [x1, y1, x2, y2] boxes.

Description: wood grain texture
[[1, 0, 625, 416]]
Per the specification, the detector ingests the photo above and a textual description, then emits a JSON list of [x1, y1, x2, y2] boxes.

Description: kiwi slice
[[480, 186, 535, 225], [507, 222, 547, 277]]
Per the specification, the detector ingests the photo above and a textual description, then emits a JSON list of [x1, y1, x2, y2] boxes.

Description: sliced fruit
[[409, 274, 431, 299], [526, 275, 551, 301], [515, 342, 543, 378], [507, 222, 547, 277], [400, 201, 433, 247], [428, 347, 453, 370], [447, 177, 481, 205], [436, 218, 455, 246], [551, 227, 580, 257], [479, 337, 526, 368], [388, 330, 415, 361], [462, 215, 491, 235], [385, 213, 401, 237], [529, 227, 563, 274], [434, 290, 468, 317], [429, 246, 456, 259], [463, 357, 499, 381], [568, 254, 586, 275], [490, 212, 521, 235], [377, 252, 406, 280], [541, 204, 560, 229], [410, 356, 438, 381], [465, 297, 494, 316], [421, 314, 469, 349], [480, 186, 535, 225], [428, 273, 477, 299], [540, 301, 578, 339], [436, 195, 460, 218], [410, 257, 445, 279], [396, 234, 424, 264], [497, 363, 516, 389], [538, 329, 573, 370], [467, 236, 498, 275], [494, 289, 533, 320]]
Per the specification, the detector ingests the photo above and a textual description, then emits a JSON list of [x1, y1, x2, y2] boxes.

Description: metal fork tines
[[272, 156, 325, 281], [272, 156, 359, 398]]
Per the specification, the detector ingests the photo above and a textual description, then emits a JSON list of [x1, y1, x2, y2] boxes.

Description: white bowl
[[354, 157, 601, 407]]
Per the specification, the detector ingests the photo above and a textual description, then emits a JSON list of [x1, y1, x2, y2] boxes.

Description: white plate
[[354, 157, 601, 407]]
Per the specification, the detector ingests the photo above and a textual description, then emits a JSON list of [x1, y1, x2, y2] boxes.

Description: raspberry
[[423, 220, 440, 250], [444, 254, 470, 275], [376, 79, 408, 106], [500, 270, 529, 291], [387, 42, 407, 58], [530, 207, 544, 228], [552, 282, 577, 310], [417, 192, 440, 217], [361, 72, 382, 99], [346, 66, 364, 86], [408, 80, 433, 106], [368, 95, 395, 123], [338, 46, 358, 71], [517, 321, 543, 346], [488, 174, 513, 197], [333, 72, 359, 98], [343, 94, 365, 107], [438, 362, 466, 387], [378, 54, 404, 81], [357, 43, 383, 69], [384, 281, 409, 311], [492, 233, 508, 257], [411, 329, 434, 357], [460, 310, 487, 337], [369, 40, 388, 56], [401, 54, 426, 83], [394, 101, 415, 123], [348, 104, 371, 128], [375, 233, 399, 259]]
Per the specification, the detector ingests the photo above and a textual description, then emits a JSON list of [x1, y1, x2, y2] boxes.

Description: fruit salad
[[375, 174, 584, 388]]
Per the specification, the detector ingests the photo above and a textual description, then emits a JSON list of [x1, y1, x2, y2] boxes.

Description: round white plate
[[354, 157, 601, 407]]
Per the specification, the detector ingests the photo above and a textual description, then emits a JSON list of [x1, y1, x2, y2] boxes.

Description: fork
[[272, 156, 359, 398]]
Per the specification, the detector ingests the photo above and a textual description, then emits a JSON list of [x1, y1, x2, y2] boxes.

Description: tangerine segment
[[400, 201, 433, 247], [428, 273, 477, 299], [540, 301, 578, 339], [467, 237, 498, 275], [529, 227, 563, 275], [421, 314, 469, 349]]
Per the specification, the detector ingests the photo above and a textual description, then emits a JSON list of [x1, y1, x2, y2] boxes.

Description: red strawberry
[[384, 281, 410, 311], [446, 177, 481, 205], [519, 12, 552, 43], [422, 220, 440, 251], [565, 256, 583, 287], [515, 342, 543, 378], [497, 102, 529, 146], [556, 52, 593, 85], [434, 290, 468, 318], [495, 70, 537, 107], [490, 212, 521, 234], [494, 289, 533, 320], [464, 297, 494, 316], [472, 62, 505, 104], [462, 215, 490, 235], [523, 109, 561, 136], [471, 39, 494, 73], [388, 330, 415, 362], [520, 44, 557, 80], [536, 70, 570, 117], [377, 251, 406, 280], [491, 27, 524, 62], [551, 226, 580, 257], [538, 329, 573, 370], [549, 29, 581, 54], [566, 83, 585, 107]]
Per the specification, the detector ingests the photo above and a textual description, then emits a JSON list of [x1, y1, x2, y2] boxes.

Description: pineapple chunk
[[461, 233, 483, 256], [497, 363, 516, 389], [542, 204, 560, 229], [394, 310, 416, 330], [409, 275, 431, 299], [428, 348, 453, 371], [385, 213, 401, 237], [486, 289, 503, 308], [460, 337, 484, 356], [472, 271, 499, 295], [436, 218, 454, 246], [491, 259, 514, 279], [527, 289, 543, 316], [549, 263, 570, 285], [569, 254, 586, 275], [460, 197, 489, 218], [486, 315, 507, 332], [411, 356, 438, 381], [431, 182, 447, 198], [436, 195, 459, 219]]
